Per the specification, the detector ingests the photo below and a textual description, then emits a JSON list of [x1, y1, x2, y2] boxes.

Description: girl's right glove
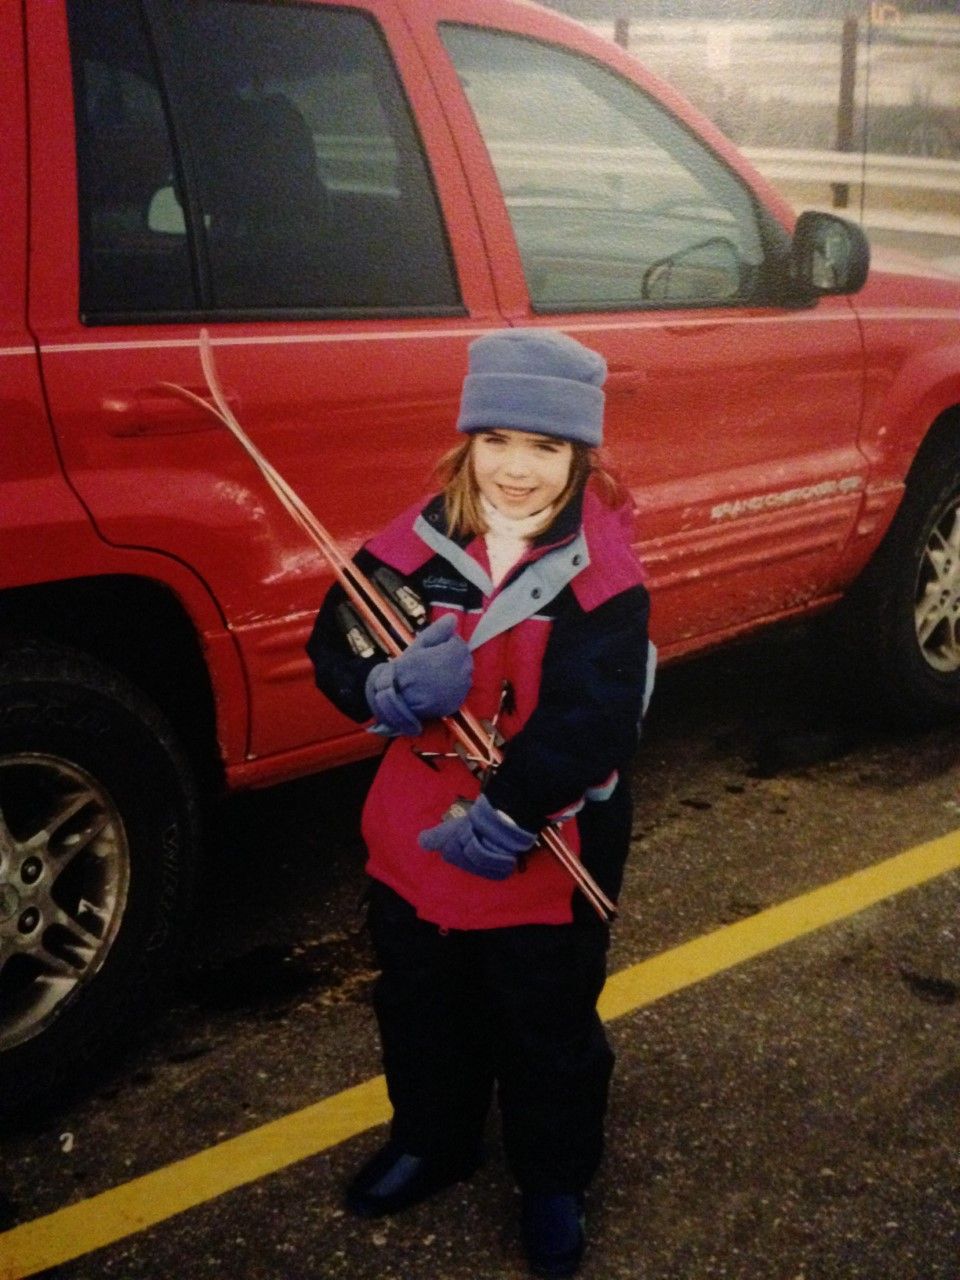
[[418, 794, 537, 881], [364, 614, 473, 736]]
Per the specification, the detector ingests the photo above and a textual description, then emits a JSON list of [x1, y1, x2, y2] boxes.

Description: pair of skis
[[162, 332, 617, 923]]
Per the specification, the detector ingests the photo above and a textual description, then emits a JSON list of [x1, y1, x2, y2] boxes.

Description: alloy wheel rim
[[0, 755, 129, 1051], [914, 495, 960, 674]]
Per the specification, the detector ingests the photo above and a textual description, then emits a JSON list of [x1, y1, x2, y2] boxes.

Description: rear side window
[[440, 26, 764, 312], [68, 0, 459, 320], [68, 1, 195, 315]]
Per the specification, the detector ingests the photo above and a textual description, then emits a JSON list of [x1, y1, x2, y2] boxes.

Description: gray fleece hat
[[456, 329, 606, 447]]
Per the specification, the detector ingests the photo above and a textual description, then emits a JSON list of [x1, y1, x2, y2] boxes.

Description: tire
[[0, 637, 199, 1122], [841, 432, 960, 728]]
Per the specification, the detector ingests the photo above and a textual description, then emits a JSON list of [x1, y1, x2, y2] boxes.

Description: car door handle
[[103, 386, 237, 437], [606, 367, 648, 395], [662, 321, 730, 336]]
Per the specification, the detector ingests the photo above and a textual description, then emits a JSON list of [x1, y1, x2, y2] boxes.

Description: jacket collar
[[413, 490, 590, 651]]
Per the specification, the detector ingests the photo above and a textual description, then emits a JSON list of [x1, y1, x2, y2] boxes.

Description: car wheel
[[843, 432, 960, 727], [0, 637, 198, 1120]]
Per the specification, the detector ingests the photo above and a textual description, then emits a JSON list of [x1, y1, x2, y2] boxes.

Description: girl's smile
[[471, 429, 574, 520]]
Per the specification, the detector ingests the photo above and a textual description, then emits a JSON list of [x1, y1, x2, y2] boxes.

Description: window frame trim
[[73, 0, 467, 323], [436, 20, 790, 317]]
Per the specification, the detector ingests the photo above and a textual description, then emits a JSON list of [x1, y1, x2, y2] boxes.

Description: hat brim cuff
[[457, 373, 603, 447]]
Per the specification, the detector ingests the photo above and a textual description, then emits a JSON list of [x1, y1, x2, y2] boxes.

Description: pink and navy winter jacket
[[306, 483, 651, 931]]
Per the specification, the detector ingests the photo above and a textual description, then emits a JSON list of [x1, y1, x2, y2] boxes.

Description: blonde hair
[[433, 436, 628, 540]]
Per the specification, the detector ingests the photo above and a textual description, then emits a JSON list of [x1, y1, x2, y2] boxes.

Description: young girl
[[307, 329, 652, 1279]]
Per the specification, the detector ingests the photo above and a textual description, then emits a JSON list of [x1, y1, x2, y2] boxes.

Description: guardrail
[[313, 135, 960, 239], [743, 147, 960, 236], [743, 148, 960, 195]]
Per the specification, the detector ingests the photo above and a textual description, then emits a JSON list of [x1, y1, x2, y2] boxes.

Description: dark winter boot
[[521, 1192, 586, 1278], [344, 1140, 482, 1217]]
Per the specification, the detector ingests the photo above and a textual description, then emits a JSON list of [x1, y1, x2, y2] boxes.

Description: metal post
[[833, 15, 859, 209]]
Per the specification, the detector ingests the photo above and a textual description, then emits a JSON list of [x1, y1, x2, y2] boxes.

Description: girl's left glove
[[418, 794, 537, 881], [365, 614, 473, 736]]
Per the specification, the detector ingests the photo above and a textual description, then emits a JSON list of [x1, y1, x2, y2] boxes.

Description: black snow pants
[[366, 879, 614, 1194]]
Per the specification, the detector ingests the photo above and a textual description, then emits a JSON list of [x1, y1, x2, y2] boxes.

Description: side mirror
[[790, 210, 870, 300]]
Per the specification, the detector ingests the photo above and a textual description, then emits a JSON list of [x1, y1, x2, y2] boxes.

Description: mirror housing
[[789, 210, 870, 302]]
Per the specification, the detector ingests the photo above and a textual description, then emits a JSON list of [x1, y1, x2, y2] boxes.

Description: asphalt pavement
[[2, 622, 960, 1280]]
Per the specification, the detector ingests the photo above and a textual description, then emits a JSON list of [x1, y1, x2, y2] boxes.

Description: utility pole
[[833, 9, 860, 209]]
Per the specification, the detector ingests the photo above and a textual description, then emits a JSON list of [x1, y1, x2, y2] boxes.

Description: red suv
[[2, 0, 958, 1111]]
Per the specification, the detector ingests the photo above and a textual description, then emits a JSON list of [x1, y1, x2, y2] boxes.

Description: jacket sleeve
[[304, 548, 387, 723], [483, 584, 650, 833]]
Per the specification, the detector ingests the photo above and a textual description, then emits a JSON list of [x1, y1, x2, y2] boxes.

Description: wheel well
[[0, 575, 221, 789], [906, 404, 960, 484]]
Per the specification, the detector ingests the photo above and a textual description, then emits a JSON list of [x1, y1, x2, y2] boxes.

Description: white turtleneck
[[481, 496, 554, 587]]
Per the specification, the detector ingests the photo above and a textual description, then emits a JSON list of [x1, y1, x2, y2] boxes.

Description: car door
[[404, 1, 870, 658], [28, 0, 503, 766]]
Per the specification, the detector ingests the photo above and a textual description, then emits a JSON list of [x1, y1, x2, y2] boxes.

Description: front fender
[[2, 473, 249, 764], [853, 251, 960, 485]]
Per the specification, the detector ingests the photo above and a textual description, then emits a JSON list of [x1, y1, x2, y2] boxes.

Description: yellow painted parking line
[[0, 1075, 391, 1280], [599, 826, 960, 1020], [3, 828, 960, 1280]]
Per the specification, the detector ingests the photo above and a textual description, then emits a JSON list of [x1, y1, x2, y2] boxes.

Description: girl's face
[[470, 429, 574, 519]]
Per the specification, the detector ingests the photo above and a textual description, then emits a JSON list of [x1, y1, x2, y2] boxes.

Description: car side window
[[68, 1, 195, 317], [440, 26, 765, 312], [68, 0, 460, 320]]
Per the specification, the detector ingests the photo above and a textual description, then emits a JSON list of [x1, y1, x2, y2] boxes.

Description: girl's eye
[[535, 441, 562, 453]]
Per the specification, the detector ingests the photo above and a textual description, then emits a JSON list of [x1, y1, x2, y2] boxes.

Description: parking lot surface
[[2, 624, 960, 1280]]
